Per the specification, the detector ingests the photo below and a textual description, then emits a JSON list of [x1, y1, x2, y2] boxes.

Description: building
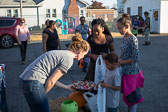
[[0, 0, 40, 27], [0, 0, 89, 28], [123, 0, 168, 33], [117, 0, 124, 13], [86, 9, 118, 22]]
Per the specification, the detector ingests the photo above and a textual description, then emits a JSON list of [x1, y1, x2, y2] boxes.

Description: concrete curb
[[30, 32, 122, 41]]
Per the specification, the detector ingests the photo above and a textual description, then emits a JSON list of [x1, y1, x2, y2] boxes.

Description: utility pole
[[20, 0, 22, 18]]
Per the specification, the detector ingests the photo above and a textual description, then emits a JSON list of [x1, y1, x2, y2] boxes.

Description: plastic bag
[[97, 85, 106, 112], [83, 92, 98, 112], [94, 55, 106, 90]]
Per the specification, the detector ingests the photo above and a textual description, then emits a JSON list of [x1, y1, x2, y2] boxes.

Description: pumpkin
[[68, 91, 86, 109]]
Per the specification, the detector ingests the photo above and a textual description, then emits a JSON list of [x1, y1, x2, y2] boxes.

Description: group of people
[[16, 13, 148, 112]]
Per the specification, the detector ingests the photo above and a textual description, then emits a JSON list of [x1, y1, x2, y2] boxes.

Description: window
[[80, 10, 84, 16], [138, 6, 142, 17], [46, 9, 50, 18], [153, 10, 158, 21], [127, 7, 131, 15], [13, 9, 18, 17], [93, 14, 96, 19], [7, 9, 12, 17], [86, 13, 88, 17], [52, 9, 56, 17], [0, 19, 16, 27]]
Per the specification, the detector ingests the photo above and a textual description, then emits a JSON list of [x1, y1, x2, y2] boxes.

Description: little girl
[[116, 14, 144, 112], [99, 53, 121, 112]]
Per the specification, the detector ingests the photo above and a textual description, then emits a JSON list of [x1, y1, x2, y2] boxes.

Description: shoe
[[148, 42, 150, 45], [83, 69, 86, 72], [143, 42, 148, 46], [22, 61, 25, 64]]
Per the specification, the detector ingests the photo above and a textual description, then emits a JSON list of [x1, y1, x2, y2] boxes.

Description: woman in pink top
[[15, 18, 30, 64]]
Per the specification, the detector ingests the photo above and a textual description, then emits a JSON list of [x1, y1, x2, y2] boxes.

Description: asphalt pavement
[[0, 35, 168, 112]]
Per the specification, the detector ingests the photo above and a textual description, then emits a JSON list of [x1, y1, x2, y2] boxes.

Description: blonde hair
[[70, 33, 90, 52], [20, 18, 25, 23]]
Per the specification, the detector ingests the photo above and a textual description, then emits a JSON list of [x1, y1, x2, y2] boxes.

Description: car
[[0, 17, 20, 48], [131, 15, 145, 36]]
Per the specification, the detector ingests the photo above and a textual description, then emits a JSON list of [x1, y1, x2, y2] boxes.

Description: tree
[[87, 0, 106, 9]]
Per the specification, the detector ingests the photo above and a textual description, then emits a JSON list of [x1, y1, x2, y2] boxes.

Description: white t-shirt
[[104, 67, 122, 108]]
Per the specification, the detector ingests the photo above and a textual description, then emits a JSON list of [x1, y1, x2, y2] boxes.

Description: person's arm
[[87, 26, 91, 37], [55, 81, 73, 91], [58, 37, 62, 50], [108, 35, 115, 53], [45, 68, 64, 93], [15, 26, 21, 45], [42, 33, 48, 53], [86, 53, 98, 61], [99, 83, 120, 91], [27, 26, 30, 43]]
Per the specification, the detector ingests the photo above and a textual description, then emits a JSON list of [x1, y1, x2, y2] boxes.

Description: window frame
[[46, 9, 51, 18], [52, 9, 56, 18]]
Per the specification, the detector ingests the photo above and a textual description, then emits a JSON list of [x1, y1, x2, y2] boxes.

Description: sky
[[84, 0, 117, 8]]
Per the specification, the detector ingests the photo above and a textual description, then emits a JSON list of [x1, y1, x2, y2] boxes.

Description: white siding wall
[[22, 8, 38, 27], [160, 1, 168, 33], [124, 0, 162, 33], [38, 0, 65, 27], [0, 8, 38, 27], [0, 9, 7, 16]]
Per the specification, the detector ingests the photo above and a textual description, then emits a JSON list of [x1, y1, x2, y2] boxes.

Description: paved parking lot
[[0, 35, 168, 112]]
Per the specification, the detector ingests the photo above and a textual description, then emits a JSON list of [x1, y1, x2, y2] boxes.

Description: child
[[116, 14, 144, 112], [98, 53, 121, 112]]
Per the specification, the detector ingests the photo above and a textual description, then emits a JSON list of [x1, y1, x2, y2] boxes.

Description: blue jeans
[[19, 79, 50, 112], [108, 107, 118, 112]]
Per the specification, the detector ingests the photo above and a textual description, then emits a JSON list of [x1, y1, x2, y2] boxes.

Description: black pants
[[19, 41, 27, 61]]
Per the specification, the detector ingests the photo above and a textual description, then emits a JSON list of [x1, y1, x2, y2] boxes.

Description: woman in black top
[[84, 18, 115, 81], [42, 20, 61, 52]]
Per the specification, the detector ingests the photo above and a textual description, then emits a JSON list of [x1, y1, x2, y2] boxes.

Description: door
[[151, 9, 159, 33]]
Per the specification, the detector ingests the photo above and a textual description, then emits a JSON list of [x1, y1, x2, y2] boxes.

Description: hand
[[28, 39, 30, 44], [18, 41, 21, 46], [91, 54, 98, 61], [118, 59, 123, 65], [65, 84, 75, 91], [100, 52, 107, 59], [99, 83, 108, 88]]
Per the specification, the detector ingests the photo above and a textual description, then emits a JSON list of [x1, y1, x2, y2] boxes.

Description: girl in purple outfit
[[117, 14, 144, 112]]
